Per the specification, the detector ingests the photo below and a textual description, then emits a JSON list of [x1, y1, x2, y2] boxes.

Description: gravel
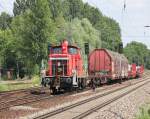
[[85, 81, 150, 119]]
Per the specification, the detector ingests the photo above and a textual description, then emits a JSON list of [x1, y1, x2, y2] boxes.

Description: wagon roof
[[93, 48, 128, 62], [105, 49, 128, 62]]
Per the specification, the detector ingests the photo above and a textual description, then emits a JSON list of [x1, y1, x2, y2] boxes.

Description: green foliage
[[12, 0, 121, 51], [48, 0, 63, 20], [0, 12, 12, 30], [95, 16, 121, 51], [124, 41, 150, 69], [32, 75, 40, 86], [1, 0, 123, 79], [13, 0, 35, 16], [0, 29, 16, 68], [0, 81, 39, 91], [61, 0, 121, 51], [55, 18, 101, 51], [0, 84, 7, 91], [12, 0, 54, 74], [13, 0, 27, 16], [136, 105, 150, 119], [82, 3, 103, 26]]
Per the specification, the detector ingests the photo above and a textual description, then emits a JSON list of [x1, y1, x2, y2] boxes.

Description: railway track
[[0, 76, 146, 112], [73, 80, 149, 119], [33, 76, 150, 119], [0, 86, 40, 100], [0, 72, 149, 114], [0, 86, 108, 112], [0, 87, 51, 111], [0, 86, 42, 103]]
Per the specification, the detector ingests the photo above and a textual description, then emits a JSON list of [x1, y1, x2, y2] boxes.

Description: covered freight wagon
[[128, 64, 137, 79], [88, 49, 129, 83]]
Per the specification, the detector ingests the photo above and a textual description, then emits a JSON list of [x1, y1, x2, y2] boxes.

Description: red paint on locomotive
[[45, 40, 85, 92], [47, 40, 83, 77]]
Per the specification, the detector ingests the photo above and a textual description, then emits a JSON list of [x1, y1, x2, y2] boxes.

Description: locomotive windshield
[[68, 47, 78, 54], [52, 47, 62, 54], [52, 46, 78, 54]]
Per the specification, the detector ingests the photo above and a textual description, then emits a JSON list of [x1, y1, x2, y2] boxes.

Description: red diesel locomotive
[[43, 40, 86, 93]]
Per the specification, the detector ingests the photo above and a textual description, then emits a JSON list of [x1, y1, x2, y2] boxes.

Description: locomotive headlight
[[45, 78, 50, 84], [58, 62, 60, 66], [72, 69, 76, 75], [66, 78, 72, 83], [62, 46, 66, 50]]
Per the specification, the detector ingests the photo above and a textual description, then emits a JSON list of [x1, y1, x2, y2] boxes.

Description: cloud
[[0, 0, 15, 15]]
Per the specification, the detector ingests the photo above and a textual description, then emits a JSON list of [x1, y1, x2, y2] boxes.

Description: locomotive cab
[[42, 40, 85, 93]]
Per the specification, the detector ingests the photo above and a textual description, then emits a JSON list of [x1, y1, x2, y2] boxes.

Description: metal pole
[[0, 68, 1, 80], [16, 60, 19, 79]]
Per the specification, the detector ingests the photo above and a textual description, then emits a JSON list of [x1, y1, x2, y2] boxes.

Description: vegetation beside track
[[0, 0, 121, 79], [0, 75, 40, 91], [136, 104, 150, 119]]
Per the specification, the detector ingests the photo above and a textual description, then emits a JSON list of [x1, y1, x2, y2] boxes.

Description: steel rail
[[33, 77, 149, 119]]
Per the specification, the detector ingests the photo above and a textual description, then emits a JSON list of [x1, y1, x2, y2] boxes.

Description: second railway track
[[32, 77, 150, 119]]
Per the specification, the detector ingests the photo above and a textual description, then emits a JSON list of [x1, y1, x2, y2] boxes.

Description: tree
[[13, 0, 27, 16], [0, 29, 17, 72], [0, 12, 12, 30], [13, 0, 36, 16], [48, 0, 63, 20], [124, 41, 150, 69], [55, 18, 101, 51], [11, 0, 54, 76], [82, 4, 103, 26], [62, 0, 84, 20], [95, 16, 121, 51]]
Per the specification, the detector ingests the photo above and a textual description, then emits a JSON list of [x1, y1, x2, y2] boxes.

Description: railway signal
[[118, 42, 123, 54], [84, 43, 89, 55], [48, 44, 51, 53]]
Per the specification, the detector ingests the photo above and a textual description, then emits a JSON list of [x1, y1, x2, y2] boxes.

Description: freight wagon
[[128, 64, 137, 79], [88, 49, 129, 84], [136, 65, 144, 78]]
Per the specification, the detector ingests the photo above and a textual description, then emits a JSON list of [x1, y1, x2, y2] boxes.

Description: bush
[[31, 75, 40, 86], [136, 105, 150, 119], [0, 84, 8, 91]]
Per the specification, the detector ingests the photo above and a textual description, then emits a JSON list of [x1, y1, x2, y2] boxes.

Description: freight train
[[41, 40, 144, 93]]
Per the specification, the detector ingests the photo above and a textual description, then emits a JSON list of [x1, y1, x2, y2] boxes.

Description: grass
[[0, 75, 41, 92], [136, 104, 150, 119], [31, 75, 41, 86]]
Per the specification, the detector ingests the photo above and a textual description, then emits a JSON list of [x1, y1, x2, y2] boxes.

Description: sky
[[0, 0, 150, 48], [83, 0, 150, 48]]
